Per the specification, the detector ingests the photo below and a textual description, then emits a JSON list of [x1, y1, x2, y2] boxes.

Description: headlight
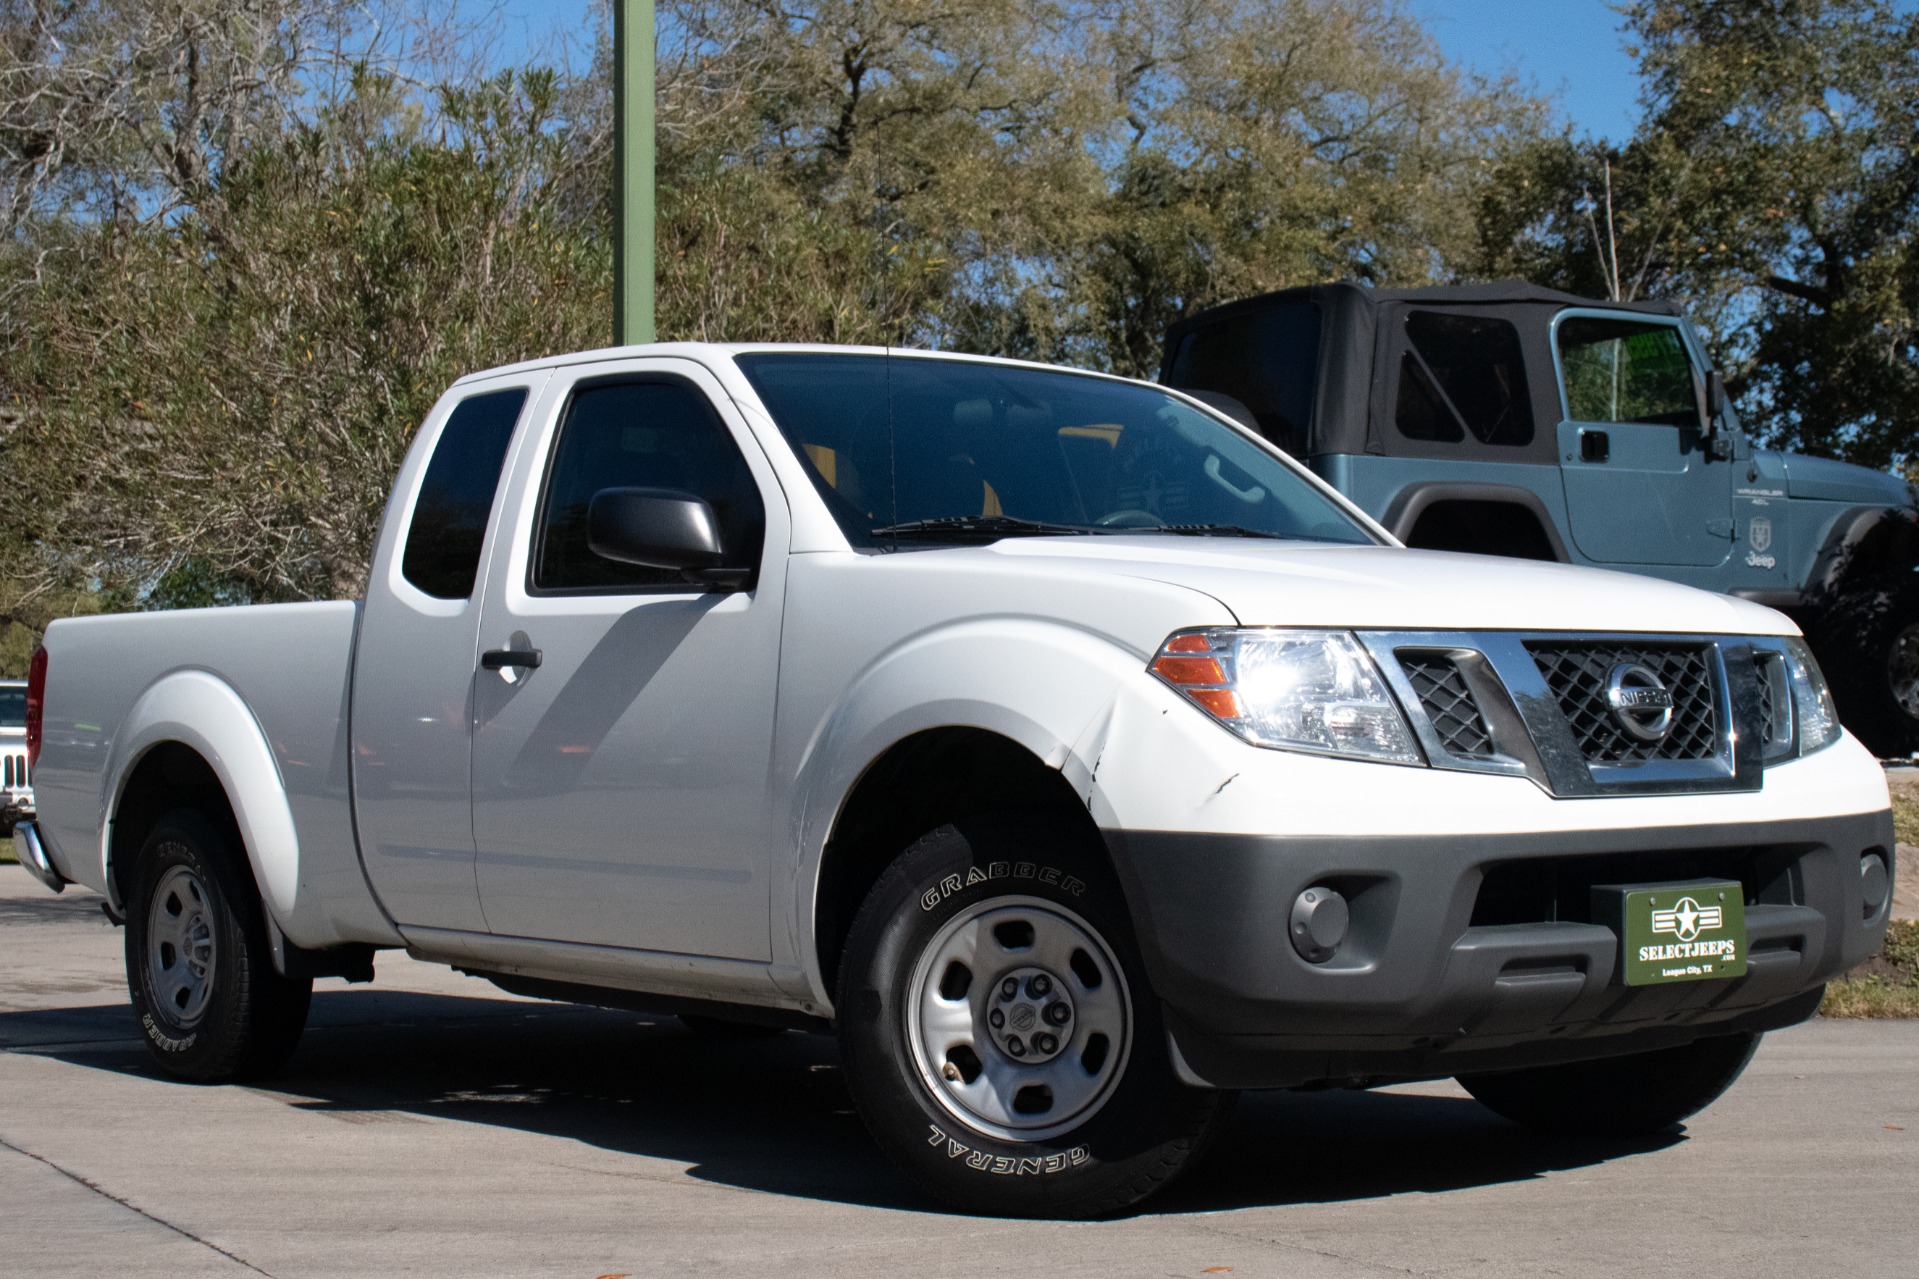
[[1150, 628, 1423, 764], [1784, 637, 1840, 755]]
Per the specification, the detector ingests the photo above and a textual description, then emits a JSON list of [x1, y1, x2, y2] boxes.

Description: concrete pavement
[[1, 866, 1913, 1278]]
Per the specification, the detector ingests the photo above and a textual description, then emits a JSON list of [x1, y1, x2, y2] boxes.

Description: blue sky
[[485, 0, 1647, 140]]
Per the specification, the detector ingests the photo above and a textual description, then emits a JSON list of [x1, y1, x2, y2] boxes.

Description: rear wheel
[[124, 808, 311, 1081], [1457, 1032, 1761, 1137], [836, 815, 1232, 1217]]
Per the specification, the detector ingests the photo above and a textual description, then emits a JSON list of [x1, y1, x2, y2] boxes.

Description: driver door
[[469, 359, 788, 960]]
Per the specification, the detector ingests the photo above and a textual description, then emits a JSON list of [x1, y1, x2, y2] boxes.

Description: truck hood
[[1778, 451, 1914, 507], [982, 537, 1796, 635]]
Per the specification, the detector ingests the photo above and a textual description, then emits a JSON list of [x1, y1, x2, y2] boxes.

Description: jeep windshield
[[736, 353, 1378, 548]]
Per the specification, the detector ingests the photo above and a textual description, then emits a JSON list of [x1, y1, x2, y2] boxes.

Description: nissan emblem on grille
[[1605, 663, 1676, 743]]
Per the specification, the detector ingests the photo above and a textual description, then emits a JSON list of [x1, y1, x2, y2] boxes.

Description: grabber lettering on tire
[[836, 814, 1233, 1217]]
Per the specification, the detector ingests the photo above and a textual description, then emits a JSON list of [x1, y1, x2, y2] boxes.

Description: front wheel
[[836, 816, 1231, 1217], [124, 808, 311, 1081], [1457, 1032, 1761, 1137], [1807, 576, 1919, 757]]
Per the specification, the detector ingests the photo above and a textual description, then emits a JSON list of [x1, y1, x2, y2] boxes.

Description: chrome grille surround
[[1360, 631, 1786, 797]]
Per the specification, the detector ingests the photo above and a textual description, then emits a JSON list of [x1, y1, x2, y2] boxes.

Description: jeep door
[[1553, 310, 1734, 568], [468, 359, 788, 960]]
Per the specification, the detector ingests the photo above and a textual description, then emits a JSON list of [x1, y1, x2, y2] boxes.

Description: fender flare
[[1808, 505, 1919, 601], [779, 618, 1153, 1007], [1380, 481, 1571, 562], [101, 669, 300, 921]]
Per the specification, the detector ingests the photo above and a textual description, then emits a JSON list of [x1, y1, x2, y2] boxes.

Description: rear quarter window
[[400, 387, 529, 600]]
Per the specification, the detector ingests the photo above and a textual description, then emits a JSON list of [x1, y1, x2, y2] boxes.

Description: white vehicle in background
[[0, 678, 32, 837], [11, 344, 1899, 1217]]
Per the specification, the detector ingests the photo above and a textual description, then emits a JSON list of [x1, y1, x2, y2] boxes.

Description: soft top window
[[736, 353, 1376, 548], [1394, 311, 1535, 447]]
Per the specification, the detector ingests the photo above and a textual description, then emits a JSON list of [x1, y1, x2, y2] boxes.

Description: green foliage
[[1475, 0, 1919, 470]]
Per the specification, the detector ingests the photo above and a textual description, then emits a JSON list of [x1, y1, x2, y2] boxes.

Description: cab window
[[533, 378, 765, 593], [401, 387, 528, 600]]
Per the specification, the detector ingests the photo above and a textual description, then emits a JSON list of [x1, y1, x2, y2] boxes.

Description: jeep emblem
[[1605, 663, 1675, 742]]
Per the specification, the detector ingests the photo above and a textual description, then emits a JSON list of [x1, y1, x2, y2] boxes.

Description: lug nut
[[1044, 1002, 1071, 1025], [1000, 978, 1019, 999], [989, 1008, 1005, 1029], [1006, 1036, 1026, 1057], [1035, 1033, 1058, 1054], [1027, 974, 1052, 997]]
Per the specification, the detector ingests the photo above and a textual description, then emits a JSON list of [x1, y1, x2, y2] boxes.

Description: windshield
[[0, 687, 22, 729], [735, 354, 1376, 547]]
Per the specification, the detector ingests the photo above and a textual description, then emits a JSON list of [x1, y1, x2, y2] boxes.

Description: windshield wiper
[[871, 515, 1102, 541], [1142, 523, 1287, 539]]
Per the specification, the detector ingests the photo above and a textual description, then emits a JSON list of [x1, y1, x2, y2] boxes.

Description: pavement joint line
[[1178, 1215, 1433, 1277], [0, 1132, 277, 1277]]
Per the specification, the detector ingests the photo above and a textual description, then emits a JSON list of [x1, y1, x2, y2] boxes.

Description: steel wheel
[[907, 895, 1132, 1143], [145, 864, 218, 1031], [1888, 623, 1919, 720]]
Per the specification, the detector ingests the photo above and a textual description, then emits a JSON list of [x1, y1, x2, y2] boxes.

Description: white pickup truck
[[13, 344, 1897, 1216]]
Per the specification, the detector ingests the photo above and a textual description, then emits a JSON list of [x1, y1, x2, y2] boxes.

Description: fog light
[[1290, 887, 1350, 964], [1861, 852, 1891, 919]]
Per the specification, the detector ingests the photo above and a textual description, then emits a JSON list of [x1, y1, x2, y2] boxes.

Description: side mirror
[[587, 487, 752, 588], [1706, 369, 1727, 421], [1703, 370, 1734, 460]]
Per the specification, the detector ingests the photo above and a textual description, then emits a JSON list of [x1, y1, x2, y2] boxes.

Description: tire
[[1807, 575, 1919, 757], [1457, 1032, 1761, 1138], [124, 808, 311, 1082], [678, 1013, 785, 1038], [836, 815, 1233, 1218]]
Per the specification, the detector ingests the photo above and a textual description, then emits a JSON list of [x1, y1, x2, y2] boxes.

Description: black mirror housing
[[587, 487, 752, 588]]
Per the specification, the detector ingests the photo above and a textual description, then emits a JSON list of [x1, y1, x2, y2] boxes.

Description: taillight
[[26, 644, 46, 768]]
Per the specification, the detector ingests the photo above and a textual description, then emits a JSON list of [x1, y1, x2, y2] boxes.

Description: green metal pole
[[613, 0, 656, 346]]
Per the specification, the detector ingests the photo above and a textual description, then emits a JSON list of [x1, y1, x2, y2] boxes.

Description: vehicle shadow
[[0, 985, 1680, 1216]]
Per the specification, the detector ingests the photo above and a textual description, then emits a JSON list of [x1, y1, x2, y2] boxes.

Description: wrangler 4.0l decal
[[920, 861, 1086, 911]]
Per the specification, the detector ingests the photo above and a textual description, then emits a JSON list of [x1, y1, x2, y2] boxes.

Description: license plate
[[1595, 881, 1748, 986]]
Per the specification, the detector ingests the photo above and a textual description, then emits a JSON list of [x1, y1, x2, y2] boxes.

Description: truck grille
[[2, 752, 26, 790], [1525, 642, 1719, 763], [1398, 652, 1494, 757]]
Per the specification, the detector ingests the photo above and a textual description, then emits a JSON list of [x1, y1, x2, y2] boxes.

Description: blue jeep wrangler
[[1161, 281, 1919, 756]]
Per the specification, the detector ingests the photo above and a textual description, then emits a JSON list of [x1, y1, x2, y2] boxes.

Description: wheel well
[[813, 727, 1102, 995], [109, 743, 240, 906], [1820, 508, 1919, 601], [1404, 499, 1561, 562]]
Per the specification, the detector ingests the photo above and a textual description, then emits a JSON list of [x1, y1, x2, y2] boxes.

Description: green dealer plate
[[1599, 881, 1748, 987]]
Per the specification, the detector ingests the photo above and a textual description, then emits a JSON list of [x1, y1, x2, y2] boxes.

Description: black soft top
[[1162, 280, 1685, 459]]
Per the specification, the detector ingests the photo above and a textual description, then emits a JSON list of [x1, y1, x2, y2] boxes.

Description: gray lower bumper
[[1104, 809, 1895, 1088], [12, 821, 66, 893]]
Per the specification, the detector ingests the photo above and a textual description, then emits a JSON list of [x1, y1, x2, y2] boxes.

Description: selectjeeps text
[[12, 345, 1897, 1216]]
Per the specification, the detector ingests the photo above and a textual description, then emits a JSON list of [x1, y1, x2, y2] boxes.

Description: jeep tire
[[125, 808, 312, 1082], [1807, 575, 1919, 758], [836, 815, 1232, 1217], [1457, 1031, 1761, 1137]]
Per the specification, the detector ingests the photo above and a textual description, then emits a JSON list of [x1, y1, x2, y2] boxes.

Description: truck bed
[[34, 601, 395, 947]]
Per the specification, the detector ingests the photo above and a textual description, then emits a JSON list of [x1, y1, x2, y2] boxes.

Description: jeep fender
[[103, 670, 301, 928], [783, 618, 1154, 1005]]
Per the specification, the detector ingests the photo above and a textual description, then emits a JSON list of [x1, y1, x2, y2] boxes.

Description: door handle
[[481, 648, 542, 671], [1579, 429, 1610, 463]]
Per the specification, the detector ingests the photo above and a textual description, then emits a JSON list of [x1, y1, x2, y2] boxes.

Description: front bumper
[[1105, 808, 1895, 1088]]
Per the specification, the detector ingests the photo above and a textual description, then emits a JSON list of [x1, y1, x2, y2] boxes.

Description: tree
[[1476, 0, 1919, 469]]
